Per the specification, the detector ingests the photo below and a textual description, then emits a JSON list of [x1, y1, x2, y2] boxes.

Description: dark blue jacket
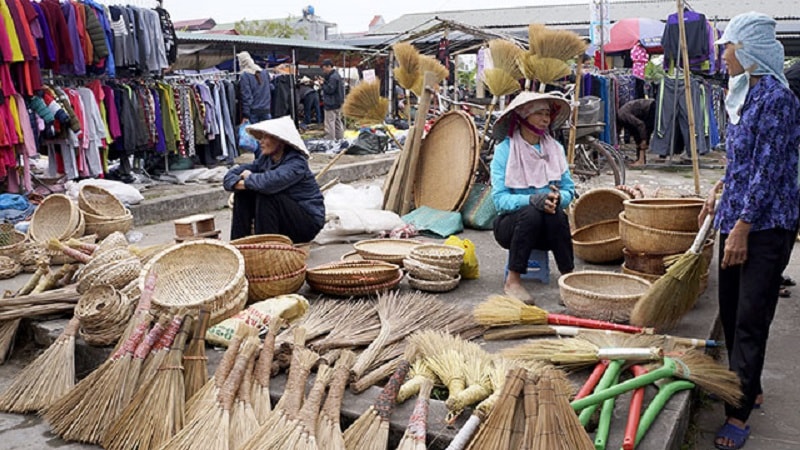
[[223, 150, 325, 228], [321, 69, 344, 110], [240, 71, 272, 119]]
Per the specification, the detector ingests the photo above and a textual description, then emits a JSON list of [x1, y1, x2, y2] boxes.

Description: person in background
[[297, 76, 321, 129], [490, 91, 576, 303], [223, 116, 325, 244], [317, 59, 345, 140], [617, 98, 656, 166], [698, 12, 800, 450], [238, 51, 272, 156]]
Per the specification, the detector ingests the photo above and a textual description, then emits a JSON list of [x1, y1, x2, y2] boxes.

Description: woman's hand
[[721, 220, 750, 269], [698, 180, 723, 228], [544, 191, 560, 214], [240, 170, 252, 180], [234, 180, 246, 191]]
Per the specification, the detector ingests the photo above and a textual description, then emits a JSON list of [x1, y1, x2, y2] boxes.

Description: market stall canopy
[[604, 18, 665, 53]]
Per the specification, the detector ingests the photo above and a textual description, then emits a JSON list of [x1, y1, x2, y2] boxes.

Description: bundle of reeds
[[445, 340, 493, 419], [407, 330, 466, 405], [102, 315, 193, 450], [309, 300, 379, 352], [184, 308, 210, 401], [0, 317, 79, 413], [549, 368, 594, 450], [43, 315, 151, 444], [160, 336, 259, 450], [465, 367, 526, 450], [410, 55, 449, 98], [502, 336, 663, 370], [397, 359, 438, 403], [317, 350, 356, 450], [397, 377, 433, 450], [136, 313, 185, 392], [113, 271, 157, 353], [343, 79, 390, 125], [489, 39, 524, 79], [290, 363, 333, 449], [520, 370, 539, 449], [252, 316, 281, 424], [530, 373, 567, 449], [231, 348, 260, 450]]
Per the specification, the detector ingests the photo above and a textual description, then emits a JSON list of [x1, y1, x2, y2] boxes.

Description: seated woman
[[490, 92, 576, 302], [223, 116, 325, 243]]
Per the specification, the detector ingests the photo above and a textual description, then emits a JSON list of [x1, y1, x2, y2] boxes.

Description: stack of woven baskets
[[352, 238, 422, 267], [139, 239, 247, 326], [306, 260, 403, 296], [0, 224, 25, 278], [75, 285, 135, 346], [619, 198, 712, 293], [76, 244, 142, 294], [28, 193, 85, 244], [77, 185, 133, 239], [403, 244, 464, 292], [570, 188, 629, 264], [231, 234, 307, 302]]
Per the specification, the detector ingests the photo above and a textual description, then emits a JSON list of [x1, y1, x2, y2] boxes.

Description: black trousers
[[718, 228, 794, 422], [231, 190, 322, 244], [493, 205, 574, 275]]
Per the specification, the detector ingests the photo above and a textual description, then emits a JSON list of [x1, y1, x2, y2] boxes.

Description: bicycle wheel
[[595, 140, 626, 185], [587, 139, 623, 186]]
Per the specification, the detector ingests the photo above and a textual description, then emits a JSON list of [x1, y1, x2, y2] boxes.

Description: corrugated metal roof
[[176, 32, 364, 51], [368, 0, 800, 35]]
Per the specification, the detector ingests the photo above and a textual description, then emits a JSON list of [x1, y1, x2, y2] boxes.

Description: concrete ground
[[1, 151, 798, 449]]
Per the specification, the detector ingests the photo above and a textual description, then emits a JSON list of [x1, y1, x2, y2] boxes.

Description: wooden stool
[[174, 214, 221, 243]]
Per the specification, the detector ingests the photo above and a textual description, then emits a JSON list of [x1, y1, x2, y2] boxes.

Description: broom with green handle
[[633, 379, 696, 448], [577, 359, 624, 426], [594, 369, 622, 450]]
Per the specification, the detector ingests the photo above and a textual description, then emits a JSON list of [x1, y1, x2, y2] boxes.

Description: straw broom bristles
[[671, 349, 742, 407], [410, 55, 449, 97], [474, 295, 547, 327], [545, 368, 593, 450], [408, 330, 467, 403], [317, 350, 356, 450], [343, 79, 390, 125], [184, 308, 210, 401], [483, 68, 522, 98], [520, 371, 539, 450], [113, 271, 156, 354], [43, 315, 151, 444], [231, 346, 260, 450], [445, 340, 493, 418], [488, 39, 524, 79], [529, 27, 588, 62], [392, 42, 420, 90], [529, 55, 571, 88], [252, 316, 281, 424], [281, 363, 333, 450], [160, 336, 259, 450], [310, 300, 379, 352], [630, 251, 703, 330], [397, 359, 438, 403], [465, 367, 526, 450], [397, 377, 433, 450], [502, 336, 663, 370], [101, 315, 194, 450], [530, 373, 568, 450], [279, 299, 350, 347], [0, 316, 79, 413], [136, 313, 185, 392]]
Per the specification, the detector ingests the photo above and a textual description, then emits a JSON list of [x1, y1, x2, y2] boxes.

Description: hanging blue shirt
[[715, 75, 800, 234]]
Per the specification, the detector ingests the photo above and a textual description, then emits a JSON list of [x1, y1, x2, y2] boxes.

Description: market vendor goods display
[[405, 243, 465, 292], [306, 260, 404, 296], [231, 234, 307, 302], [558, 270, 651, 323]]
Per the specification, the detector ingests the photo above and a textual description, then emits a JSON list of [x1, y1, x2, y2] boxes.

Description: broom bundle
[[444, 340, 493, 419], [43, 314, 151, 444], [397, 377, 433, 450], [528, 26, 588, 62], [547, 368, 594, 450], [102, 315, 193, 450], [397, 359, 438, 403], [488, 39, 524, 79], [530, 372, 567, 449], [481, 40, 523, 138], [278, 299, 350, 348], [407, 330, 466, 404], [502, 336, 663, 370], [0, 317, 79, 413], [464, 367, 526, 450], [231, 347, 260, 450], [289, 363, 333, 450], [309, 300, 379, 352], [317, 350, 356, 450], [136, 312, 185, 392], [184, 308, 210, 401], [343, 79, 390, 125], [410, 55, 449, 98], [520, 370, 539, 449], [392, 42, 421, 91], [160, 336, 259, 450], [252, 316, 281, 424], [113, 271, 156, 353]]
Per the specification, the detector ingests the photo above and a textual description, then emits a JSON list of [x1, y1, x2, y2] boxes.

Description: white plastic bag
[[66, 179, 144, 206]]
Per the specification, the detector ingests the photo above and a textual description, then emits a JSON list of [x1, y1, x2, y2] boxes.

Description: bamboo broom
[[136, 313, 185, 392], [489, 324, 719, 349], [231, 348, 260, 450], [317, 350, 356, 450], [482, 64, 521, 139], [397, 359, 438, 403], [252, 316, 281, 424], [160, 336, 259, 450], [520, 370, 539, 450], [630, 215, 715, 330], [501, 336, 663, 370], [445, 340, 493, 419], [0, 317, 79, 413], [392, 42, 420, 122], [530, 28, 588, 62], [408, 330, 467, 405], [288, 363, 333, 450], [550, 371, 593, 450], [113, 271, 156, 354], [101, 315, 193, 450], [282, 299, 359, 350], [397, 377, 433, 450], [184, 308, 210, 401], [310, 300, 380, 352], [410, 55, 449, 98], [343, 345, 415, 450], [465, 367, 527, 450], [342, 79, 403, 149], [43, 315, 151, 444]]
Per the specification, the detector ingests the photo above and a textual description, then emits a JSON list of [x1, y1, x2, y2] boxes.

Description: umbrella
[[603, 18, 665, 53]]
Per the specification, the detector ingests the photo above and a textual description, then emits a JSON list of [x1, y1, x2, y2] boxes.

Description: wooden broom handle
[[676, 0, 701, 195], [567, 61, 583, 165]]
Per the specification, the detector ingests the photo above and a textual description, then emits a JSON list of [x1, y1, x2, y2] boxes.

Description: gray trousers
[[324, 108, 344, 140], [651, 77, 708, 157]]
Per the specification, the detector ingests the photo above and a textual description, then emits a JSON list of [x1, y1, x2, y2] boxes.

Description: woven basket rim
[[309, 271, 403, 296], [558, 270, 651, 301], [29, 194, 80, 242], [409, 254, 462, 270], [623, 198, 705, 209], [402, 257, 458, 281], [353, 239, 423, 257], [79, 184, 127, 217], [571, 219, 621, 245], [572, 188, 631, 229], [308, 260, 400, 274], [407, 273, 461, 292], [231, 234, 294, 246], [82, 208, 133, 223], [0, 228, 25, 248], [410, 243, 465, 260], [618, 212, 697, 237], [249, 265, 307, 282], [340, 250, 365, 262]]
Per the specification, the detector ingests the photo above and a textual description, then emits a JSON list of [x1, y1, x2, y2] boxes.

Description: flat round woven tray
[[79, 184, 127, 218], [29, 194, 80, 242], [340, 250, 365, 262], [231, 234, 293, 246], [558, 270, 651, 323], [353, 239, 422, 264], [410, 244, 465, 263], [571, 188, 632, 230], [308, 271, 404, 297], [139, 239, 246, 316], [414, 110, 479, 211], [408, 273, 461, 292], [307, 260, 402, 287]]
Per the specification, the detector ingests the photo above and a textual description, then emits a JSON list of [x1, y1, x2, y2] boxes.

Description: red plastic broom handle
[[623, 365, 649, 450], [546, 313, 647, 334], [575, 361, 609, 400]]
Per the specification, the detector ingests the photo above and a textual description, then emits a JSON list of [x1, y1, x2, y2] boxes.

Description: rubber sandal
[[781, 276, 796, 287], [779, 288, 791, 298], [714, 422, 751, 450]]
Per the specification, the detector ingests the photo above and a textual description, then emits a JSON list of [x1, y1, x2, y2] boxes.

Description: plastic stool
[[504, 249, 550, 284]]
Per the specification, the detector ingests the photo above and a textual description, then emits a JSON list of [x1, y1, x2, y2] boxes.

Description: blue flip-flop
[[714, 422, 751, 450]]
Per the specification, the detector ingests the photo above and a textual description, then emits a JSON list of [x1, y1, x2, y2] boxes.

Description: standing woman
[[238, 51, 272, 156], [223, 116, 325, 244], [490, 92, 576, 302], [699, 13, 800, 450]]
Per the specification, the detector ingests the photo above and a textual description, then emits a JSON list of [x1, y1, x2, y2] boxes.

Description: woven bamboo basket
[[210, 280, 249, 325], [619, 212, 696, 254], [402, 257, 458, 281], [0, 256, 22, 279], [308, 271, 404, 297], [75, 285, 134, 346], [232, 241, 307, 279], [571, 219, 623, 264], [19, 241, 49, 269], [623, 198, 704, 232], [621, 264, 710, 295], [558, 270, 651, 323], [307, 260, 402, 287], [231, 234, 293, 246], [409, 254, 463, 271], [247, 265, 306, 302], [29, 194, 81, 242], [352, 239, 422, 265], [340, 250, 365, 262], [0, 224, 26, 260], [410, 244, 465, 264], [407, 273, 461, 292], [83, 210, 133, 239], [139, 239, 246, 321], [78, 184, 128, 218], [77, 256, 142, 294], [622, 238, 715, 275], [571, 188, 632, 230]]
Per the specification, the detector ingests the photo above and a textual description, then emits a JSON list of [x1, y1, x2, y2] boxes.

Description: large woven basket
[[247, 265, 306, 302], [571, 219, 623, 264], [623, 198, 704, 232], [571, 188, 632, 230], [139, 239, 246, 321], [0, 224, 26, 260], [233, 240, 307, 279], [558, 270, 651, 323], [307, 260, 402, 287], [619, 212, 696, 254], [622, 238, 714, 276], [353, 239, 422, 265], [308, 271, 404, 297], [83, 209, 133, 239], [408, 273, 461, 292], [29, 194, 81, 242], [78, 184, 128, 218], [231, 234, 293, 246]]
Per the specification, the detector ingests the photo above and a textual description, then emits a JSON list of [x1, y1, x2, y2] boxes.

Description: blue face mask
[[725, 71, 750, 125]]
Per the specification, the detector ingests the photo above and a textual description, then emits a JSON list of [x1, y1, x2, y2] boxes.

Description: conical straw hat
[[246, 116, 310, 157], [492, 91, 571, 140]]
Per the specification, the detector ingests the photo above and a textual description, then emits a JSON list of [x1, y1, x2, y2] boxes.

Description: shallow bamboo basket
[[247, 265, 306, 302], [29, 194, 81, 242], [83, 211, 133, 239], [571, 219, 623, 264], [623, 198, 704, 232], [78, 185, 128, 218], [571, 188, 631, 230], [407, 273, 461, 292], [619, 212, 696, 254], [558, 270, 651, 323]]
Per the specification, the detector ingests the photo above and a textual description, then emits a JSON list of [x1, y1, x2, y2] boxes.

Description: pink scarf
[[504, 130, 566, 189]]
